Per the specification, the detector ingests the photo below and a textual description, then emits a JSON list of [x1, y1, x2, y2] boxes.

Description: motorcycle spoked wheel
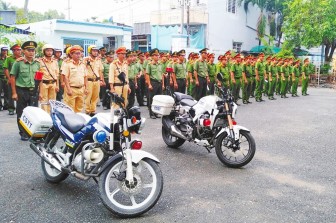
[[41, 159, 69, 183], [215, 130, 256, 168], [99, 158, 163, 218], [161, 126, 186, 148]]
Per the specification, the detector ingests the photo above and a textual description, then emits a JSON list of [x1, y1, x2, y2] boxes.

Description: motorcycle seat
[[173, 92, 194, 102], [180, 98, 197, 107], [55, 108, 86, 133]]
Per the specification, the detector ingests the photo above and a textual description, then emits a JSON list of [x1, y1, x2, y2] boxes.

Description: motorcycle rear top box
[[19, 106, 53, 138], [152, 95, 175, 115]]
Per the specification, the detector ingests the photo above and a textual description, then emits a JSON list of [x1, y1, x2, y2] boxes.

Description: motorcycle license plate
[[153, 105, 161, 111]]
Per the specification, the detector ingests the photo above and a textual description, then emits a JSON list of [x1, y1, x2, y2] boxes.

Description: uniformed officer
[[216, 55, 230, 88], [54, 48, 64, 101], [255, 53, 266, 102], [84, 45, 104, 116], [193, 48, 209, 101], [230, 53, 246, 104], [165, 51, 178, 95], [109, 46, 130, 109], [102, 51, 114, 110], [275, 58, 283, 95], [60, 46, 73, 103], [99, 46, 107, 63], [62, 45, 88, 112], [207, 53, 216, 95], [3, 44, 22, 115], [173, 49, 188, 94], [301, 58, 311, 96], [38, 44, 60, 113], [268, 57, 278, 100], [10, 41, 40, 140], [280, 58, 290, 98], [127, 50, 138, 109], [136, 52, 147, 106], [98, 46, 107, 102], [0, 46, 9, 111], [145, 48, 163, 119], [291, 59, 301, 97], [242, 55, 253, 104]]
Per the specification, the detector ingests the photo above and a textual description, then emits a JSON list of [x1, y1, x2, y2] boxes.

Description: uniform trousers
[[111, 84, 129, 109], [280, 78, 288, 96], [127, 80, 136, 110], [194, 76, 207, 101], [148, 79, 162, 115], [301, 76, 309, 95], [40, 82, 57, 113], [176, 78, 186, 94], [291, 77, 299, 95], [65, 86, 84, 113], [268, 77, 277, 98], [231, 78, 242, 102], [255, 76, 264, 100], [85, 80, 100, 114]]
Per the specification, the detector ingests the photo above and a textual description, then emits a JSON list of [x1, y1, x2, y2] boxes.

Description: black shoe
[[103, 106, 108, 110], [295, 94, 299, 97], [90, 113, 96, 117], [150, 114, 156, 119], [247, 101, 252, 104], [96, 103, 101, 107], [281, 95, 284, 98], [305, 93, 309, 96], [20, 135, 29, 141], [284, 96, 288, 98], [3, 106, 8, 110], [0, 106, 2, 111], [154, 113, 161, 118], [243, 101, 248, 104], [260, 99, 265, 102], [9, 110, 14, 115], [256, 99, 260, 102], [272, 97, 276, 100]]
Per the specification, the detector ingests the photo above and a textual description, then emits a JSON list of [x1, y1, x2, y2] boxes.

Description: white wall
[[208, 0, 266, 52]]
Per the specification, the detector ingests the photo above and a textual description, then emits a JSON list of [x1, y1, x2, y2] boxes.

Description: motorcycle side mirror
[[217, 73, 224, 82], [118, 72, 126, 84]]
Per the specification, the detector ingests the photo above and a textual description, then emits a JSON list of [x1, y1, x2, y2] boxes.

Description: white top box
[[151, 95, 175, 116]]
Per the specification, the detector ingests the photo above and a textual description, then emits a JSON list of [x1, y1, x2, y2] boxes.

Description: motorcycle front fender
[[215, 125, 250, 141], [130, 150, 160, 164]]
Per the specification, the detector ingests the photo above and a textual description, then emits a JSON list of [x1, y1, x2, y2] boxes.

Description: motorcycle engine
[[176, 114, 193, 139], [195, 114, 213, 140]]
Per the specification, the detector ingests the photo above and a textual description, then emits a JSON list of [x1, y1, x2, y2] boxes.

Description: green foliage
[[320, 63, 331, 75], [276, 41, 294, 58], [282, 0, 336, 62]]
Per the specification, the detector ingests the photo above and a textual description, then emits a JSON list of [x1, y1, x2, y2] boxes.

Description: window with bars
[[227, 0, 237, 14], [233, 42, 242, 53]]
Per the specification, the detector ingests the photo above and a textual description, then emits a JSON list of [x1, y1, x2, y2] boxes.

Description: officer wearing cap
[[99, 47, 107, 63], [84, 45, 104, 116], [38, 44, 60, 113], [126, 50, 138, 109], [255, 53, 266, 102], [53, 48, 64, 101], [62, 45, 88, 112], [3, 44, 22, 115], [98, 46, 108, 102], [268, 57, 278, 100], [275, 58, 283, 95], [135, 52, 146, 106], [109, 46, 130, 109], [230, 53, 246, 104], [216, 55, 230, 88], [291, 59, 301, 97], [145, 48, 163, 119], [102, 51, 114, 109], [173, 49, 187, 93], [165, 51, 178, 94], [242, 55, 253, 103], [161, 52, 171, 95], [207, 53, 216, 95], [280, 58, 290, 98], [10, 41, 40, 140], [301, 58, 310, 96], [194, 48, 210, 100], [0, 46, 9, 111], [187, 53, 198, 97]]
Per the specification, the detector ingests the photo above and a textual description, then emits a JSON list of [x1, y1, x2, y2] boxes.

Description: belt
[[88, 77, 100, 82], [42, 80, 56, 84], [16, 86, 35, 91], [70, 85, 83, 89], [177, 78, 186, 80], [113, 83, 125, 87], [150, 79, 161, 83], [197, 75, 206, 79]]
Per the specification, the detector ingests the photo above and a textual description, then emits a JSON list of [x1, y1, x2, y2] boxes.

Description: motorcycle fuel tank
[[192, 95, 221, 116]]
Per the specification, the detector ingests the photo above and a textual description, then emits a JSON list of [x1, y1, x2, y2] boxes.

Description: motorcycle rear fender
[[215, 125, 250, 141]]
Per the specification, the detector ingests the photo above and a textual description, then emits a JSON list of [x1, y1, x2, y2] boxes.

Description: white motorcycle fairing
[[129, 149, 160, 164], [215, 125, 250, 141]]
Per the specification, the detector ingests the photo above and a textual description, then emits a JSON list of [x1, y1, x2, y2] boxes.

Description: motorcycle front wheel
[[99, 158, 163, 218], [215, 130, 256, 168], [162, 126, 185, 148]]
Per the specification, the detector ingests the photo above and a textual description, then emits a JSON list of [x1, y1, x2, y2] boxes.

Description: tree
[[282, 0, 336, 63], [0, 0, 11, 10]]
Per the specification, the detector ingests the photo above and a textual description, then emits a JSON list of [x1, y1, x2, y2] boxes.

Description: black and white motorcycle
[[152, 73, 256, 168]]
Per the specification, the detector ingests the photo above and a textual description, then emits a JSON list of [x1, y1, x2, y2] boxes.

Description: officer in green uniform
[[242, 55, 253, 104], [0, 46, 9, 111], [268, 57, 278, 100], [145, 48, 163, 119], [255, 53, 266, 102], [127, 50, 138, 109], [136, 52, 146, 106], [53, 48, 64, 101], [194, 48, 209, 101], [161, 53, 172, 95], [275, 58, 283, 95], [264, 56, 272, 97], [4, 44, 22, 115], [173, 49, 187, 94], [230, 54, 246, 104], [291, 59, 301, 97], [10, 41, 40, 140], [287, 58, 294, 94], [280, 58, 290, 98], [207, 53, 216, 95], [102, 51, 114, 109], [250, 56, 257, 98], [216, 55, 230, 88], [301, 58, 311, 96], [187, 53, 198, 97]]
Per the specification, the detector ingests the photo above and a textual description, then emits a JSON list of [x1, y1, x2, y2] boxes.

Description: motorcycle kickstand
[[92, 177, 99, 184], [205, 147, 211, 153]]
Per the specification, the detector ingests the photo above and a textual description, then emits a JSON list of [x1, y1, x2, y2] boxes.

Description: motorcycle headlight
[[93, 130, 107, 143]]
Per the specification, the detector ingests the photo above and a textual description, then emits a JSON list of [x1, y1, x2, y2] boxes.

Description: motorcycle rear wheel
[[99, 158, 163, 218], [215, 131, 256, 168], [41, 159, 69, 183], [161, 126, 185, 148]]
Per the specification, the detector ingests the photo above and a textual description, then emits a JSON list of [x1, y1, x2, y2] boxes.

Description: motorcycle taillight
[[131, 140, 142, 150], [203, 119, 211, 127]]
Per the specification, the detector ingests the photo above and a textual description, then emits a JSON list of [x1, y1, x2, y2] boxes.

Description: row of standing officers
[[2, 41, 313, 140]]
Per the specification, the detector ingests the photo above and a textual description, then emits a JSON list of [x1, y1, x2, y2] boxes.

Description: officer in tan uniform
[[38, 44, 60, 113], [109, 46, 129, 108], [62, 45, 88, 112], [83, 45, 104, 116]]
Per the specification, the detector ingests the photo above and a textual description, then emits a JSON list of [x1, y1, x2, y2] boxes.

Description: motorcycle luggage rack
[[49, 100, 73, 112]]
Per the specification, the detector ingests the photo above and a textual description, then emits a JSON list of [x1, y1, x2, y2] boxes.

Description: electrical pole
[[23, 0, 29, 20], [187, 4, 190, 47], [66, 0, 71, 20], [180, 0, 185, 34]]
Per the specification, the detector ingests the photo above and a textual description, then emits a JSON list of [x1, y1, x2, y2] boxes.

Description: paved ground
[[0, 87, 336, 223]]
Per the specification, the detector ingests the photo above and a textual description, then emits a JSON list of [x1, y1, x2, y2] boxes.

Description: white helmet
[[42, 44, 54, 53]]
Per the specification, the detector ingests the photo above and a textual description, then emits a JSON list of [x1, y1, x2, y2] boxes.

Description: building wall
[[208, 0, 268, 53]]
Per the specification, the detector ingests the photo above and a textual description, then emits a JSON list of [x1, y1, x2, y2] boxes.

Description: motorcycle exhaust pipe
[[71, 171, 90, 181], [170, 125, 187, 140], [30, 143, 62, 171]]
